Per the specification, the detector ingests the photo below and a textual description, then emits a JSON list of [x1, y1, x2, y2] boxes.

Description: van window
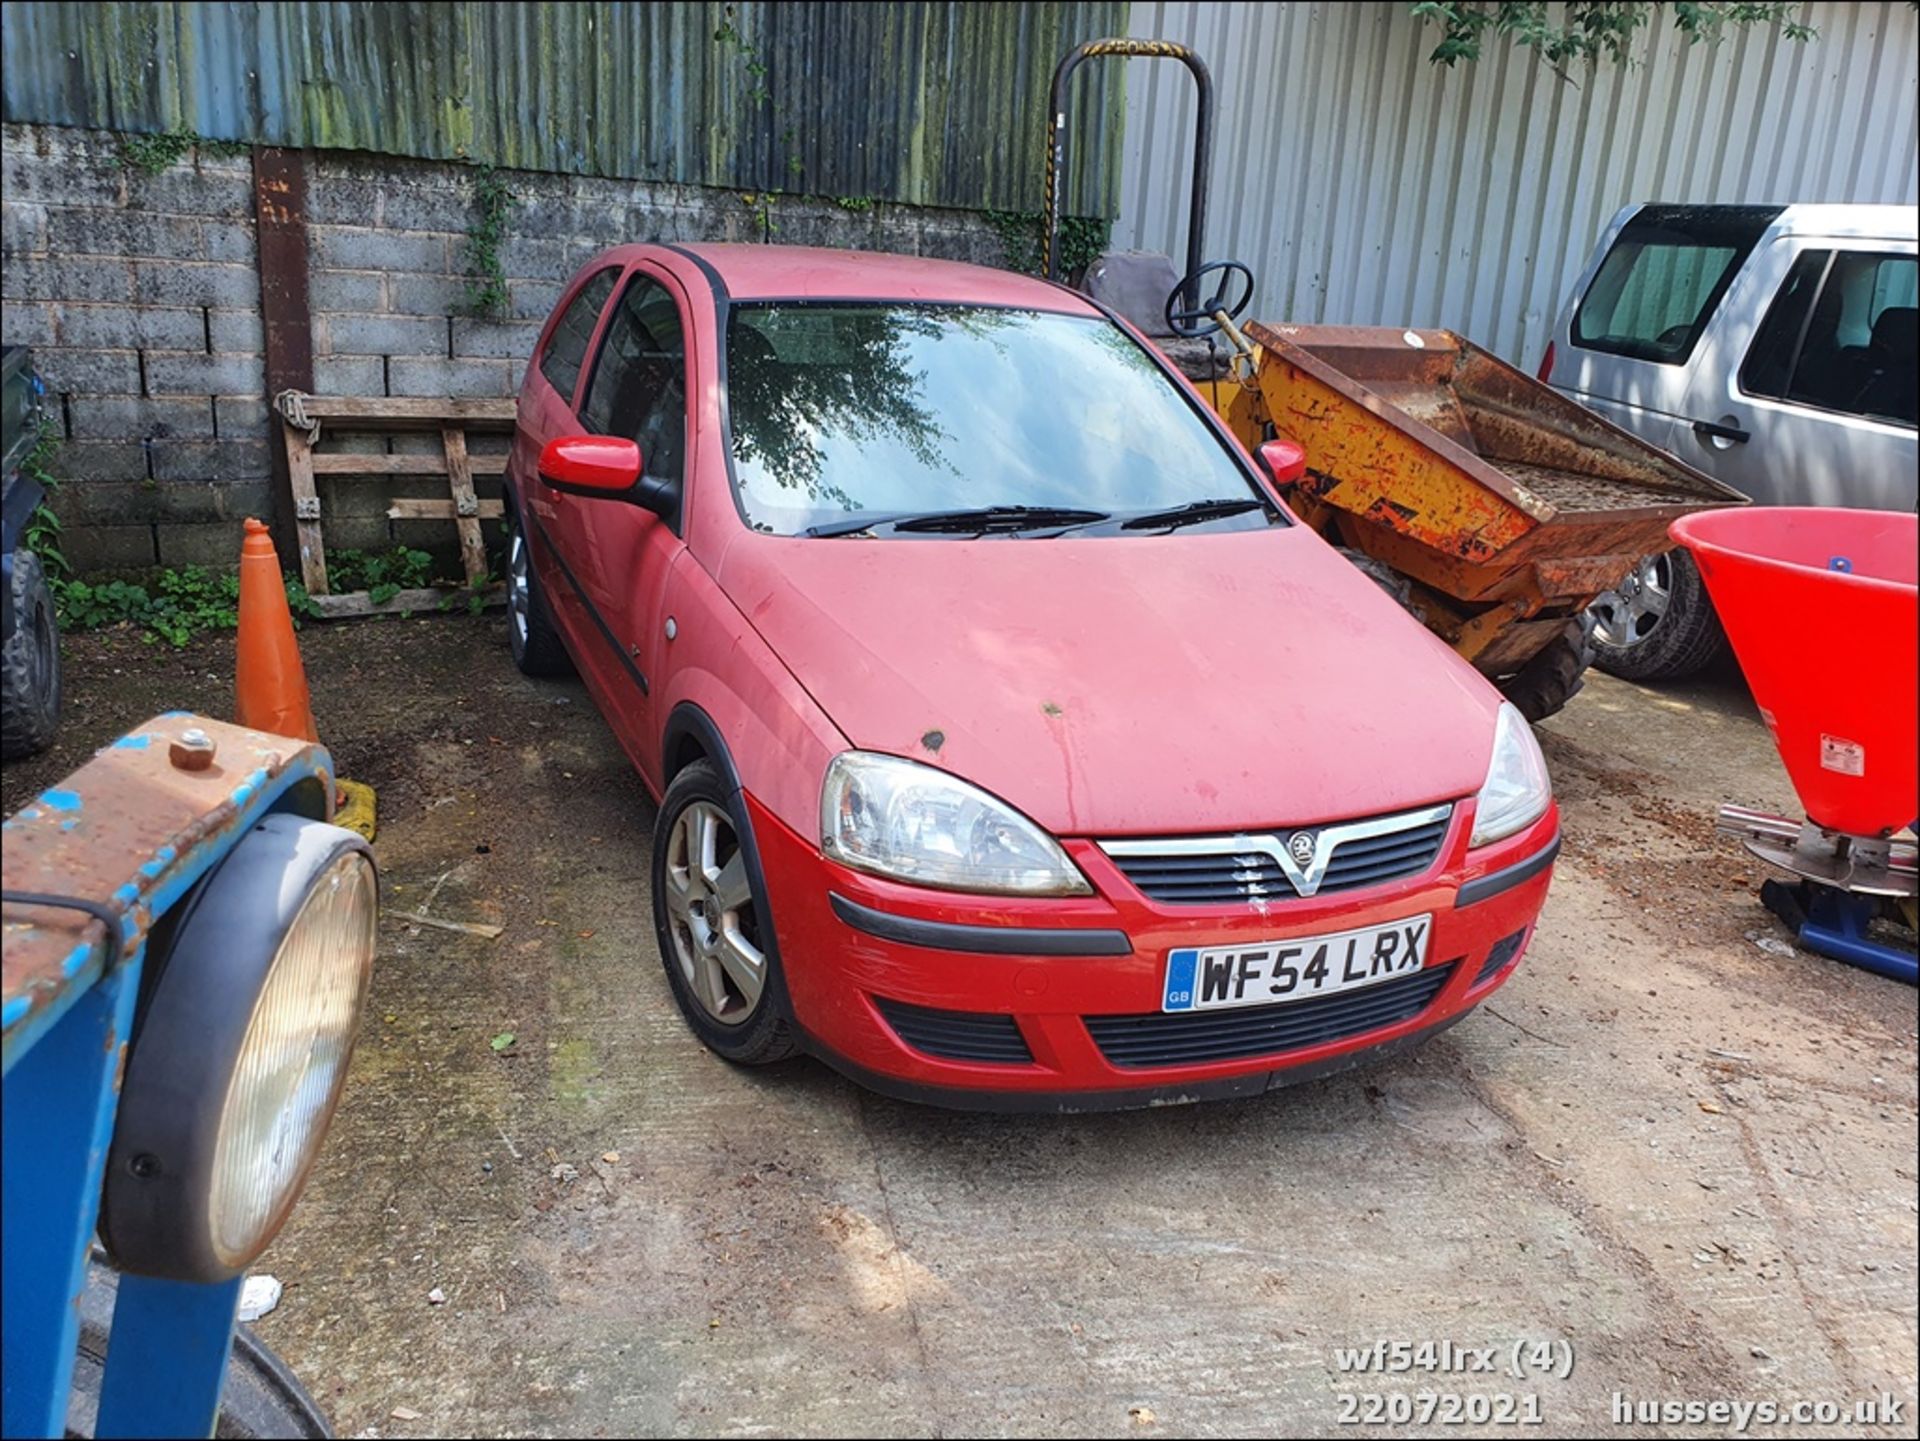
[[1571, 206, 1779, 365], [1742, 250, 1917, 427], [539, 269, 618, 405]]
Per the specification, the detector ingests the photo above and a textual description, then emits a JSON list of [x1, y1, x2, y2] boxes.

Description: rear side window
[[580, 276, 688, 482], [1742, 250, 1917, 427], [1572, 206, 1778, 365], [538, 268, 618, 404]]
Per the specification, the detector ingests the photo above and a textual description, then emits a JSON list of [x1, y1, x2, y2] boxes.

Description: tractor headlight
[[821, 751, 1091, 895], [103, 814, 377, 1282], [1469, 702, 1553, 847]]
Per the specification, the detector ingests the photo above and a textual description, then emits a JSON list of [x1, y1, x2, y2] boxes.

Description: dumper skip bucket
[[1670, 508, 1918, 839]]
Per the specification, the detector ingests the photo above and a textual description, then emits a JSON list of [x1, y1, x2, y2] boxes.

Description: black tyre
[[66, 1259, 332, 1438], [1589, 547, 1727, 682], [650, 760, 798, 1065], [2, 547, 62, 760], [1499, 616, 1595, 723], [504, 505, 572, 677]]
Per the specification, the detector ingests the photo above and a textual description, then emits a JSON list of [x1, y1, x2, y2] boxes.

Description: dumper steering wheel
[[1165, 260, 1254, 339]]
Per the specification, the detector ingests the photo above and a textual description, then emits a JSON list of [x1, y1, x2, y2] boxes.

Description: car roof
[[625, 242, 1103, 312]]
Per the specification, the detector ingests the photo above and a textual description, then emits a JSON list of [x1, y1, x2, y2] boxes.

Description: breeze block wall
[[0, 122, 1005, 573]]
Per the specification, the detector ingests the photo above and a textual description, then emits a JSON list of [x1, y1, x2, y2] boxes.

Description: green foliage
[[20, 424, 69, 579], [461, 163, 519, 319], [713, 5, 809, 214], [119, 127, 249, 177], [324, 546, 433, 606], [1409, 2, 1815, 76], [832, 195, 876, 213], [985, 211, 1112, 280], [53, 547, 435, 646]]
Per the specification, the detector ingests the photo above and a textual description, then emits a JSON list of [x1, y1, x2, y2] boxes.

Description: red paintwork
[[1259, 437, 1307, 485], [538, 435, 641, 492], [1671, 507, 1918, 837], [511, 242, 1557, 1103]]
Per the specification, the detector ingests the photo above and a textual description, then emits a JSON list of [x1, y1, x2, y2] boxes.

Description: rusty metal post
[[252, 148, 315, 561]]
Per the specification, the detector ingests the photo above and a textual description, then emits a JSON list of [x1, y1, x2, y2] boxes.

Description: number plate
[[1161, 914, 1432, 1012]]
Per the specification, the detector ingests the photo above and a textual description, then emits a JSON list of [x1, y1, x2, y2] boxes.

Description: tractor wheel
[[1499, 616, 1596, 723], [1, 548, 62, 760]]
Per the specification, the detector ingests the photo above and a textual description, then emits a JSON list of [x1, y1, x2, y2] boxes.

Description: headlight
[[103, 814, 377, 1282], [821, 751, 1091, 895], [1470, 702, 1553, 847]]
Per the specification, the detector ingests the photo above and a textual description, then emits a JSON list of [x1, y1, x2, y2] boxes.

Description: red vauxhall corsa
[[506, 243, 1560, 1110]]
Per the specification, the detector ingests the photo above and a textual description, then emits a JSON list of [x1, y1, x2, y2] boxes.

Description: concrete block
[[201, 219, 259, 264], [386, 272, 467, 316], [148, 438, 271, 482], [214, 395, 273, 440], [322, 312, 447, 357], [1, 299, 55, 345], [48, 208, 204, 261], [386, 356, 513, 397], [214, 479, 275, 521], [2, 201, 48, 257], [156, 517, 249, 568], [63, 523, 156, 571], [309, 270, 387, 311], [127, 164, 255, 219], [381, 185, 477, 234], [496, 235, 568, 280], [67, 396, 214, 440], [312, 356, 387, 396], [54, 303, 206, 350], [305, 178, 386, 226], [451, 317, 540, 360], [145, 350, 265, 397], [313, 515, 393, 552], [318, 475, 402, 518], [507, 279, 564, 322], [134, 261, 257, 308], [44, 443, 152, 485], [2, 255, 135, 303], [313, 226, 447, 274], [207, 308, 266, 354], [36, 347, 141, 395], [2, 144, 122, 206]]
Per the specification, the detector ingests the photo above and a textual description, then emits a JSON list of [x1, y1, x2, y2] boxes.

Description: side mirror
[[1259, 437, 1307, 487], [537, 436, 677, 518]]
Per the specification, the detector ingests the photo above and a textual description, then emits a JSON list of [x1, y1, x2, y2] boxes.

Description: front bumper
[[746, 792, 1559, 1111]]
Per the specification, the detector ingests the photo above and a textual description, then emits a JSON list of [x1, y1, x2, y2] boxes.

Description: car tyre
[[1, 547, 62, 761], [651, 760, 799, 1065], [1589, 547, 1726, 681], [504, 504, 572, 677]]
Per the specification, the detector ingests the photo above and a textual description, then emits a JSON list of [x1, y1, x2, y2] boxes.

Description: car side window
[[579, 275, 688, 482], [538, 269, 618, 404], [1742, 250, 1917, 427]]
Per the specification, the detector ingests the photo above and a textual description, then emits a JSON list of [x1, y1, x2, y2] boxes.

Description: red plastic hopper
[[1669, 507, 1917, 839]]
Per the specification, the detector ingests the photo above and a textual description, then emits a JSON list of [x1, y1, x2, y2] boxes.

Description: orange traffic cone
[[234, 517, 319, 741]]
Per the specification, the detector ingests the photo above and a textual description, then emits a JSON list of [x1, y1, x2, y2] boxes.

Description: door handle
[[1691, 418, 1750, 444]]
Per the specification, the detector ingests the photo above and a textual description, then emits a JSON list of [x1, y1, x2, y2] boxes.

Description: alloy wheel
[[662, 800, 766, 1024], [507, 528, 530, 645], [1590, 552, 1670, 649]]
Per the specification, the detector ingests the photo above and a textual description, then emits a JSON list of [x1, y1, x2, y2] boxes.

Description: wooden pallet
[[274, 393, 516, 617]]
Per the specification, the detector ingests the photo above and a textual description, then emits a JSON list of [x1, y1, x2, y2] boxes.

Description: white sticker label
[[1402, 329, 1426, 348], [1757, 706, 1776, 732], [1820, 734, 1865, 776]]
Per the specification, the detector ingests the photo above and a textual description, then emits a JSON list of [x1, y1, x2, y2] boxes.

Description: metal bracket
[[455, 494, 479, 518], [293, 496, 321, 521], [1716, 804, 1917, 897]]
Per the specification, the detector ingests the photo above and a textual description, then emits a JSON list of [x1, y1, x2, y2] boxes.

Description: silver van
[[1542, 203, 1917, 679]]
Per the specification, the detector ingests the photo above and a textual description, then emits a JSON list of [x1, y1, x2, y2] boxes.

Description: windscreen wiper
[[803, 505, 1109, 538], [1118, 497, 1269, 531]]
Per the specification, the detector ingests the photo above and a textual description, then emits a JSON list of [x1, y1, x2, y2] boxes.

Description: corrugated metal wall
[[1115, 1, 1920, 366], [0, 0, 1128, 214]]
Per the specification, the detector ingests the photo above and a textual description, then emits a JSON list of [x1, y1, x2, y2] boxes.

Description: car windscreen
[[1572, 205, 1781, 366], [721, 304, 1267, 536]]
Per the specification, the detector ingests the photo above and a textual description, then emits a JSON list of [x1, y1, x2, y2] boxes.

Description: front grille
[[873, 997, 1033, 1065], [1084, 962, 1457, 1069], [1475, 928, 1528, 985], [1103, 806, 1452, 905]]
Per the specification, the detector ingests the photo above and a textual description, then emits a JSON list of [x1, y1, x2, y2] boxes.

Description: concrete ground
[[5, 620, 1914, 1438]]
